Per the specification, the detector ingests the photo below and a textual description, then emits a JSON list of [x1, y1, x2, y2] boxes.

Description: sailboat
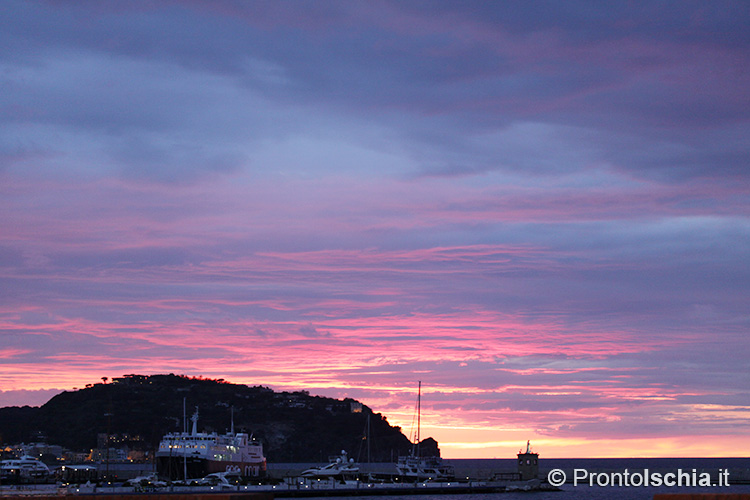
[[395, 381, 454, 481]]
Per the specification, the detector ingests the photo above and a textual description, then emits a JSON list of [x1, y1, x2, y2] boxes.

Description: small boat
[[193, 470, 242, 488], [301, 450, 359, 478], [0, 455, 51, 483], [396, 454, 454, 480], [125, 473, 167, 487], [395, 382, 454, 481]]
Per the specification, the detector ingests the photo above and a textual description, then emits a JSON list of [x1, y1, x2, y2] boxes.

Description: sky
[[1, 1, 749, 459]]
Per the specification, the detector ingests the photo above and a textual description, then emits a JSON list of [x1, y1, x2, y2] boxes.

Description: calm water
[[309, 489, 750, 500], [293, 458, 750, 500], [463, 458, 750, 499], [444, 457, 750, 477]]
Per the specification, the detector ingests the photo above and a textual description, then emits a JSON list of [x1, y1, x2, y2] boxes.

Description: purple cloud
[[1, 0, 748, 457]]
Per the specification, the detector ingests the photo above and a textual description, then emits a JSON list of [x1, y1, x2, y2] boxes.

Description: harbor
[[6, 457, 750, 497], [0, 478, 537, 497], [4, 456, 750, 499], [0, 454, 552, 496], [3, 380, 750, 499]]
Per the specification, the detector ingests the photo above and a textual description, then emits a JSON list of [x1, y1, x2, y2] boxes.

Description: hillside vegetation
[[0, 374, 441, 462]]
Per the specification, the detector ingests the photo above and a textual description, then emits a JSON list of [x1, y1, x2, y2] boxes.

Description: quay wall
[[0, 495, 272, 500]]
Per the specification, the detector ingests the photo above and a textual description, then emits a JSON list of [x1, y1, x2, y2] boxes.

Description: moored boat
[[395, 382, 454, 481], [155, 407, 266, 480], [301, 450, 359, 478], [0, 455, 51, 483], [396, 455, 454, 481]]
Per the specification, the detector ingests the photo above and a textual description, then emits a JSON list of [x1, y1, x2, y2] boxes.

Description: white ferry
[[155, 408, 266, 480]]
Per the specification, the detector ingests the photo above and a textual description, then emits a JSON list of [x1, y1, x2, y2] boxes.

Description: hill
[[0, 374, 441, 462]]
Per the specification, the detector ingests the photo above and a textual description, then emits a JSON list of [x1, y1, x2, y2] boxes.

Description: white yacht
[[0, 455, 51, 482], [301, 450, 359, 478]]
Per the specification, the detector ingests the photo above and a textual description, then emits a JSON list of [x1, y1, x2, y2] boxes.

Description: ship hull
[[156, 456, 265, 481], [156, 455, 208, 481]]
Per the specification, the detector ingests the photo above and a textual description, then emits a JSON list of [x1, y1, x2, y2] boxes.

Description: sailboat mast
[[367, 413, 371, 463], [416, 380, 421, 457], [182, 398, 187, 481]]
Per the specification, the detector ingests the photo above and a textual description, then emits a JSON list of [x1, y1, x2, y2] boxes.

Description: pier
[[0, 480, 540, 499]]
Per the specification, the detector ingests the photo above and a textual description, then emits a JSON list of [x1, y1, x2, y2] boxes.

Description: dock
[[0, 478, 549, 498]]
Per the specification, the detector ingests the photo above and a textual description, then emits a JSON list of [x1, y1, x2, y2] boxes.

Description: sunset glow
[[1, 1, 749, 459]]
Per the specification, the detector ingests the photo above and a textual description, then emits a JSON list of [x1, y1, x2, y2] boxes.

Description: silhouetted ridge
[[0, 374, 442, 462]]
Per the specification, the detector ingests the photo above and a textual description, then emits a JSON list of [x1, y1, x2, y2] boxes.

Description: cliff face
[[0, 374, 440, 462]]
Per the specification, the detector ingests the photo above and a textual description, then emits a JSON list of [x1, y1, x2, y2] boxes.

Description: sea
[[300, 489, 750, 500], [454, 457, 750, 499], [277, 457, 750, 500]]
